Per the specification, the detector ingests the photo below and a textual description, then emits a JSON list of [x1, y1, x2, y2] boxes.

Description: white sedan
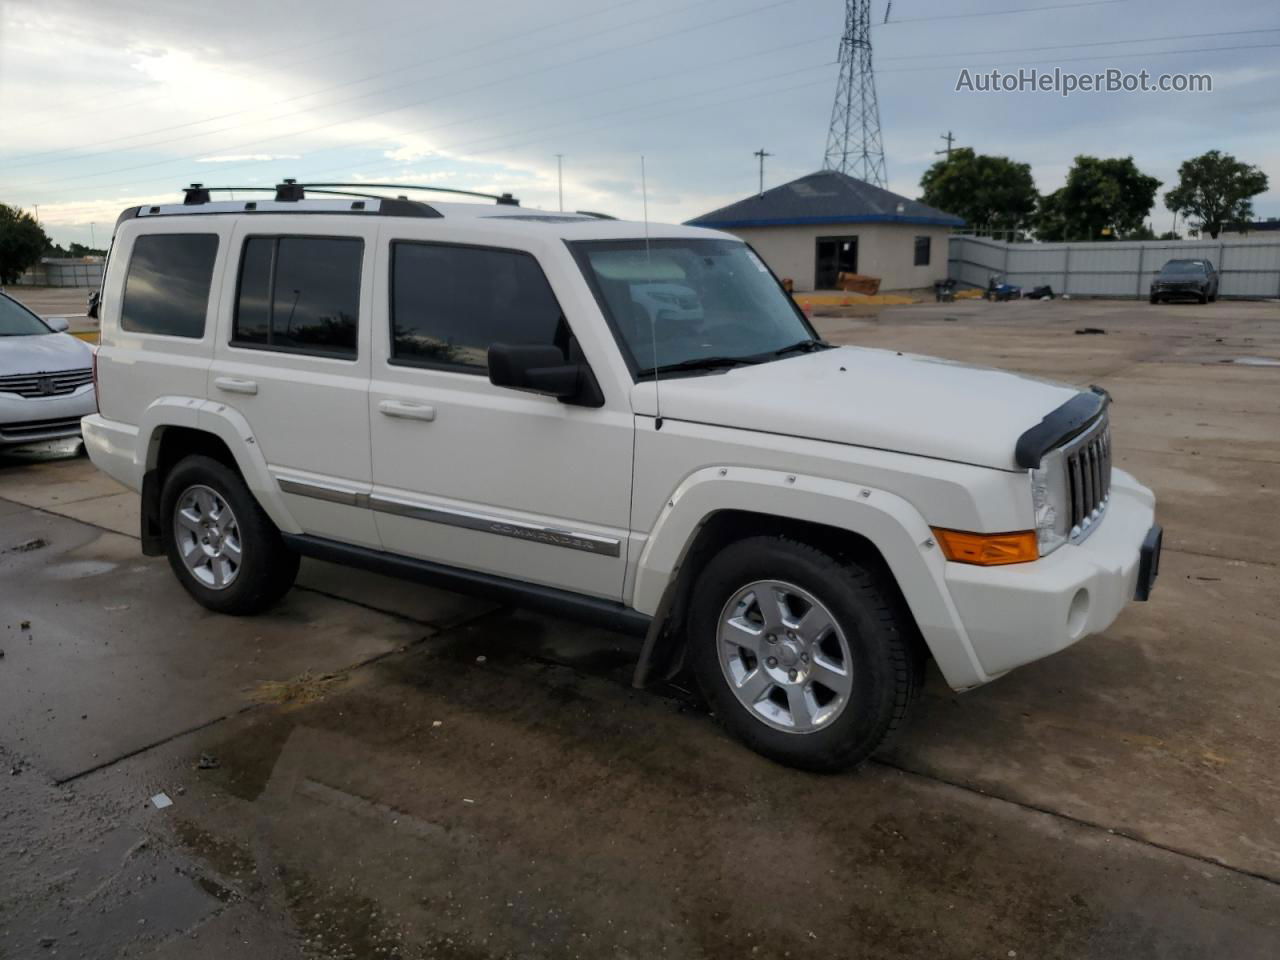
[[0, 291, 96, 449]]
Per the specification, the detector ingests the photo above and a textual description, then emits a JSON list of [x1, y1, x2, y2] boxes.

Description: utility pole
[[822, 0, 887, 188], [935, 131, 959, 159], [89, 223, 96, 249], [753, 148, 773, 196], [555, 154, 564, 212]]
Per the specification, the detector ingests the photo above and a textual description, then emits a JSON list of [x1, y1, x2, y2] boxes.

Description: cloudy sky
[[2, 0, 1278, 247]]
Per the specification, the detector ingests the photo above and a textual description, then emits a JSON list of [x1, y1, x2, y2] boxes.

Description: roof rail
[[179, 181, 519, 207], [575, 210, 617, 220], [298, 183, 520, 206]]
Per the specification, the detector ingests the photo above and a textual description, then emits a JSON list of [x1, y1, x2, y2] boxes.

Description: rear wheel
[[161, 455, 298, 614], [688, 536, 922, 772]]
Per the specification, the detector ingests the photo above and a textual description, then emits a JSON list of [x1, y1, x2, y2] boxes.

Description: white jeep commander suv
[[83, 181, 1161, 771]]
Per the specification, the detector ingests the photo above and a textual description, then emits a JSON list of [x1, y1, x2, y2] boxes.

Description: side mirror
[[87, 291, 101, 320], [488, 343, 603, 407], [46, 316, 70, 333]]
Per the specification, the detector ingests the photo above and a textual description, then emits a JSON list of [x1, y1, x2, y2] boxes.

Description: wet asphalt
[[1, 297, 1278, 958]]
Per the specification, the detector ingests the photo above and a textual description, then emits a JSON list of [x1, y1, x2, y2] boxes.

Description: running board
[[281, 534, 651, 637]]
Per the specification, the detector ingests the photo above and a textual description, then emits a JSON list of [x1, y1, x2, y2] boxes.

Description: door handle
[[214, 377, 259, 395], [378, 399, 436, 422]]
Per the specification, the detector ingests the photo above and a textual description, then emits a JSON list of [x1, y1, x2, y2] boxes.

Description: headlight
[[1030, 447, 1070, 555]]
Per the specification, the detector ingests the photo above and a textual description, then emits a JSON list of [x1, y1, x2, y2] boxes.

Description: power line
[[875, 0, 1127, 26], [877, 40, 1280, 73], [876, 26, 1280, 62], [13, 0, 806, 192]]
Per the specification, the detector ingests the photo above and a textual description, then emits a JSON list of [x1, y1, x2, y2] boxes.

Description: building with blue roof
[[687, 170, 964, 293]]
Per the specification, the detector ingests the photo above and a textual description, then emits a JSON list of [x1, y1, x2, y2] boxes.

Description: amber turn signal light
[[931, 528, 1039, 566]]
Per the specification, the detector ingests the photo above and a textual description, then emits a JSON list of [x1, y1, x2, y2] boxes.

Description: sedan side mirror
[[488, 343, 604, 407], [87, 290, 101, 320], [46, 316, 70, 333]]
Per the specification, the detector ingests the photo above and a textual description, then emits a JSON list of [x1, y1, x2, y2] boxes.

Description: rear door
[[367, 236, 633, 600], [208, 217, 378, 546]]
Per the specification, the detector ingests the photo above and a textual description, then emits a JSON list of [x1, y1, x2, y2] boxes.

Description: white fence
[[13, 259, 105, 288], [948, 236, 1280, 299]]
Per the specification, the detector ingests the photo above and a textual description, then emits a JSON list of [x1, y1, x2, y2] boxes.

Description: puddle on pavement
[[42, 558, 119, 579], [1223, 356, 1280, 366]]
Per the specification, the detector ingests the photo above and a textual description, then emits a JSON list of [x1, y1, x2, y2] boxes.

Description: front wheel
[[688, 537, 922, 772], [161, 455, 299, 615]]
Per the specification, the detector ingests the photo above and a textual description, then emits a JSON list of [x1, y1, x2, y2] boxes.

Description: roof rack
[[180, 180, 519, 206]]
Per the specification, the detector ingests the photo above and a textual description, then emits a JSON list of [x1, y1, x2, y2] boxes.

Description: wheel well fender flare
[[137, 398, 301, 541], [630, 467, 987, 690]]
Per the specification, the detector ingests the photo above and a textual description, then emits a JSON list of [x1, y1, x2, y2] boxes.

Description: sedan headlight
[[1030, 446, 1070, 556]]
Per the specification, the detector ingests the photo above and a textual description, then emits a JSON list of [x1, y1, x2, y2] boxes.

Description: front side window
[[121, 233, 219, 338], [390, 241, 566, 372], [914, 235, 931, 266], [233, 236, 362, 358], [571, 238, 819, 379]]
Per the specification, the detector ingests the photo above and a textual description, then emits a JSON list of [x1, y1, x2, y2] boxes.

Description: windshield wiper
[[643, 355, 764, 378], [771, 339, 829, 358]]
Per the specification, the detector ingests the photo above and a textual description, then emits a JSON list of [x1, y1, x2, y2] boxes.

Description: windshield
[[571, 238, 819, 378], [0, 294, 52, 336], [1161, 260, 1207, 275]]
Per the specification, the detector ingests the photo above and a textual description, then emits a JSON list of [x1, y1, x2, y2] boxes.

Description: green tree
[[0, 204, 49, 285], [1164, 150, 1269, 239], [919, 147, 1038, 236], [1035, 156, 1160, 242]]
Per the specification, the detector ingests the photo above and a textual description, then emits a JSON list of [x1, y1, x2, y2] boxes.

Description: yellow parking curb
[[71, 331, 100, 344], [794, 292, 919, 307]]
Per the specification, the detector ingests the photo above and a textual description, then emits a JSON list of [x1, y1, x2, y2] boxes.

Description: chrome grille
[[1065, 418, 1111, 540], [0, 368, 93, 398]]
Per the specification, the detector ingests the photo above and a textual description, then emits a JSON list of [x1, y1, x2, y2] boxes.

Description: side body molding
[[631, 466, 989, 690]]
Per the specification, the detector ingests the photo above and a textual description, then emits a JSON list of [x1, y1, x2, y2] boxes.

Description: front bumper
[[0, 387, 96, 447], [943, 469, 1156, 681]]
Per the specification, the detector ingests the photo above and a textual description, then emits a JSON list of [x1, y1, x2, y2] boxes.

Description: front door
[[367, 237, 633, 601], [815, 236, 858, 289]]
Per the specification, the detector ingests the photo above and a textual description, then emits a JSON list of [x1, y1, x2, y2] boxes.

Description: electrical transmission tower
[[822, 0, 887, 188]]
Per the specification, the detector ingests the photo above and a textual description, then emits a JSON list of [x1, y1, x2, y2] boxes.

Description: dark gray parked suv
[[1150, 259, 1218, 304]]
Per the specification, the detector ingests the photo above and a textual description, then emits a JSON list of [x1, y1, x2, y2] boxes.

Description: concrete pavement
[[1, 298, 1277, 958]]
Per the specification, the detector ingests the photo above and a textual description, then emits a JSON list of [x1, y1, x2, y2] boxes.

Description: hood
[[0, 332, 93, 376], [636, 346, 1081, 470]]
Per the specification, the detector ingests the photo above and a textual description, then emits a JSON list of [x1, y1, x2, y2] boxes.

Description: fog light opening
[[1067, 588, 1090, 639]]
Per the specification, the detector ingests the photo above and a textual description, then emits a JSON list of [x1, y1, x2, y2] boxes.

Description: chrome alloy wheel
[[173, 484, 242, 591], [717, 580, 854, 733]]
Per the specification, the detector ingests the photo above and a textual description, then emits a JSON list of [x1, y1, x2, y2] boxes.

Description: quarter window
[[913, 236, 931, 267], [121, 234, 219, 338], [390, 242, 566, 372], [233, 236, 363, 358]]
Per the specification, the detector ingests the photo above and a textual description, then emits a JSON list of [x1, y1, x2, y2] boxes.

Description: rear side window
[[233, 236, 363, 358], [390, 241, 565, 372], [121, 234, 219, 338]]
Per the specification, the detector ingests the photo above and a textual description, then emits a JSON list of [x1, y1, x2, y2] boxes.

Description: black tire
[[688, 536, 923, 773], [1149, 294, 1159, 304], [160, 454, 299, 615], [1199, 293, 1208, 304]]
